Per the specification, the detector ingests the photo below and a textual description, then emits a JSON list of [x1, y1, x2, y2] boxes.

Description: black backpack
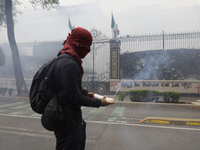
[[29, 54, 73, 131], [29, 54, 68, 114]]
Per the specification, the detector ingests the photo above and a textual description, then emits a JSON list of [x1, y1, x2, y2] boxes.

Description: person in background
[[53, 27, 114, 150]]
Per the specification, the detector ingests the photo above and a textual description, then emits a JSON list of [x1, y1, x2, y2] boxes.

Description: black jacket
[[53, 53, 101, 116]]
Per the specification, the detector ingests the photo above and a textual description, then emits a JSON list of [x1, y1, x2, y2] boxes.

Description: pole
[[92, 43, 95, 92], [33, 40, 36, 76], [162, 31, 164, 50]]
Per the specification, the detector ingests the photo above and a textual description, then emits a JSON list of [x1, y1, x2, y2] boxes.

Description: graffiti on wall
[[110, 80, 200, 93]]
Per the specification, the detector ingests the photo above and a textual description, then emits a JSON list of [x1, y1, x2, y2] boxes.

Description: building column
[[110, 39, 120, 80]]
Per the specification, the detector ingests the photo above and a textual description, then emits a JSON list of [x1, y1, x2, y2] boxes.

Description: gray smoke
[[133, 51, 171, 80]]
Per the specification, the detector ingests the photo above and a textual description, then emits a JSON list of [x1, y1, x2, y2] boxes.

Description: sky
[[0, 0, 199, 44], [21, 0, 199, 13], [62, 0, 199, 12]]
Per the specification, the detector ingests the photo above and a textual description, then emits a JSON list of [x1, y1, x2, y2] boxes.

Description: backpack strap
[[57, 53, 77, 62], [44, 57, 58, 80], [53, 53, 78, 103]]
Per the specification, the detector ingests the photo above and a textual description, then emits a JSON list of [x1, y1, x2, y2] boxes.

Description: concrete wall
[[1, 78, 200, 94], [110, 79, 200, 94]]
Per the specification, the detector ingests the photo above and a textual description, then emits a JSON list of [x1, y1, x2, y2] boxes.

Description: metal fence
[[82, 28, 111, 82], [1, 30, 200, 81], [120, 31, 200, 53], [0, 28, 111, 82]]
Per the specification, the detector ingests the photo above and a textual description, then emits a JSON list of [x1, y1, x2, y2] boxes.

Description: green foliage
[[0, 0, 5, 28], [0, 87, 8, 96], [129, 90, 159, 102], [118, 92, 127, 101], [162, 91, 180, 103], [29, 0, 59, 10], [8, 88, 13, 96], [0, 0, 22, 30], [0, 47, 5, 66], [120, 49, 200, 80]]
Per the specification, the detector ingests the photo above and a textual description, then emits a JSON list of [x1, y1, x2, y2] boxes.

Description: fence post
[[162, 31, 164, 50], [109, 39, 120, 80], [109, 39, 121, 94]]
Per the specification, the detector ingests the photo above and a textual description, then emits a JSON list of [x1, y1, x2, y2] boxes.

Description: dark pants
[[54, 115, 86, 150]]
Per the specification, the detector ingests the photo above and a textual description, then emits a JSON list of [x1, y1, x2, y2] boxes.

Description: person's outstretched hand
[[101, 96, 115, 106]]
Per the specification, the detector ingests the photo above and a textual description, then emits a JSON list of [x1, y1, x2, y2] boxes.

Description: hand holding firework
[[94, 94, 114, 106], [94, 94, 114, 102]]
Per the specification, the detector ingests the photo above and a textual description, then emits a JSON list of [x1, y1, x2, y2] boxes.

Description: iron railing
[[120, 31, 200, 53]]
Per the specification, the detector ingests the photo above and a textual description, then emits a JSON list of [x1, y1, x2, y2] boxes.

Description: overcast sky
[[21, 0, 199, 13], [61, 0, 199, 12], [0, 0, 199, 44]]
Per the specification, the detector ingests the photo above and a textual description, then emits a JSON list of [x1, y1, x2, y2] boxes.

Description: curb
[[0, 96, 29, 101], [140, 117, 200, 126], [1, 96, 200, 109], [113, 101, 200, 109], [15, 97, 29, 100]]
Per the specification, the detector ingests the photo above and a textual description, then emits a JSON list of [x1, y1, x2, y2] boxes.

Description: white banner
[[110, 80, 200, 94]]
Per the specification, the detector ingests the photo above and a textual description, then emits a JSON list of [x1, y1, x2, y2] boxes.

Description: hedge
[[0, 87, 7, 96], [129, 90, 159, 102], [0, 87, 13, 96], [118, 92, 127, 101], [8, 88, 13, 96], [162, 91, 180, 103]]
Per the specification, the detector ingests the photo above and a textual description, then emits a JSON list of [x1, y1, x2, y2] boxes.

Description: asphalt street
[[0, 96, 200, 150]]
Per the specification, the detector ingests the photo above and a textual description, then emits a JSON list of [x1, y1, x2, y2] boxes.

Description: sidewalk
[[106, 95, 200, 103], [1, 94, 200, 127], [1, 94, 200, 103]]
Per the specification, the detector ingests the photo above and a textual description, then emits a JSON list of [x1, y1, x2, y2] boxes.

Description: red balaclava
[[61, 27, 93, 75]]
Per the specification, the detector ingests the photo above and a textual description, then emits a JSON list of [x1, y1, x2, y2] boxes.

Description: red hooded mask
[[61, 27, 93, 75]]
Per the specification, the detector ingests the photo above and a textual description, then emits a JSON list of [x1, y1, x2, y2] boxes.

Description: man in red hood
[[52, 27, 114, 150]]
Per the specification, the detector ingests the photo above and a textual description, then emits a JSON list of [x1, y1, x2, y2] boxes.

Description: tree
[[29, 0, 59, 10], [1, 0, 59, 96], [5, 0, 28, 96], [0, 47, 5, 66], [0, 0, 21, 30]]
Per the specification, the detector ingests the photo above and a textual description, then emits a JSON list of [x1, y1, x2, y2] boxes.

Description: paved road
[[0, 97, 200, 150]]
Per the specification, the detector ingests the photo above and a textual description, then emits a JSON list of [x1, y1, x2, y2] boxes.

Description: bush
[[118, 92, 127, 101], [8, 88, 13, 96], [162, 91, 180, 103], [0, 87, 8, 96], [129, 90, 159, 102]]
